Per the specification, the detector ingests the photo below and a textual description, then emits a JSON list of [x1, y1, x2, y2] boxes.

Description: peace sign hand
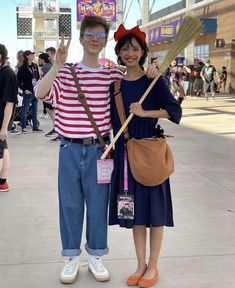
[[55, 33, 71, 67]]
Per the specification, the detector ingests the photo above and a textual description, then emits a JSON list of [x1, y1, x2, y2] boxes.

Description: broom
[[101, 15, 204, 159]]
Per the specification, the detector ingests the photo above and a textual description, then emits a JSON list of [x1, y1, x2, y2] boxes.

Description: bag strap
[[114, 80, 129, 140], [70, 66, 105, 147]]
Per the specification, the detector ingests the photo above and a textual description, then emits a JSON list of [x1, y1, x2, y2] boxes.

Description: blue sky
[[0, 0, 179, 65]]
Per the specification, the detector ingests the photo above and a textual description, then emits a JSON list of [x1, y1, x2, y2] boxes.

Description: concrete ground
[[0, 93, 235, 288]]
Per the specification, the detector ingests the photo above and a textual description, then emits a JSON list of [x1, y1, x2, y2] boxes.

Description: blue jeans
[[58, 139, 110, 257], [21, 93, 38, 130]]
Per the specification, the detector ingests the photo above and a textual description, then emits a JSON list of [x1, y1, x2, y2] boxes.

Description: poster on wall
[[149, 19, 183, 43], [77, 0, 116, 22]]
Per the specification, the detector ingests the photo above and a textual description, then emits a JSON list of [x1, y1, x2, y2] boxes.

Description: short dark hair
[[115, 34, 148, 67], [46, 47, 56, 54], [0, 44, 8, 64], [39, 53, 50, 63], [80, 15, 110, 38], [23, 50, 35, 58]]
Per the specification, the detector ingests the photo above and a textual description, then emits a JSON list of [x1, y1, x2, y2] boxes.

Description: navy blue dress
[[109, 75, 182, 228]]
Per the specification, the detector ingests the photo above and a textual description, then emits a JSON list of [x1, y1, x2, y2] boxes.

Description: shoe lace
[[92, 257, 105, 273], [64, 261, 77, 274]]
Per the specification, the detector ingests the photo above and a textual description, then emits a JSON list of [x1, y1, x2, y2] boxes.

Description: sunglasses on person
[[82, 31, 107, 41]]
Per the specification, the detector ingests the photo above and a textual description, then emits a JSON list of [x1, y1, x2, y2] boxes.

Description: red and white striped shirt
[[35, 62, 123, 138]]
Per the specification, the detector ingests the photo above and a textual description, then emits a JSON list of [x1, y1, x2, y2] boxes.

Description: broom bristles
[[159, 16, 204, 73], [138, 16, 204, 104]]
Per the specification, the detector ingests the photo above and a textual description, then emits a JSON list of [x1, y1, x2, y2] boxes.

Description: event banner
[[149, 19, 183, 43], [77, 0, 116, 22]]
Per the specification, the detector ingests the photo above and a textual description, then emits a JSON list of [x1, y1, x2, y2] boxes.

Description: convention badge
[[32, 78, 37, 86], [97, 159, 114, 184], [117, 194, 134, 220]]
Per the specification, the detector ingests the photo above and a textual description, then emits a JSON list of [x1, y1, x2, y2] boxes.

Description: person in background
[[165, 59, 185, 105], [181, 58, 191, 96], [45, 46, 62, 142], [46, 46, 56, 63], [109, 24, 182, 288], [219, 66, 227, 93], [193, 61, 204, 97], [17, 50, 42, 133], [0, 44, 18, 192], [165, 59, 178, 89], [15, 50, 24, 74], [10, 50, 24, 135], [38, 53, 57, 138], [39, 53, 52, 76], [38, 47, 55, 119], [200, 59, 220, 101], [188, 64, 196, 96], [38, 47, 57, 120]]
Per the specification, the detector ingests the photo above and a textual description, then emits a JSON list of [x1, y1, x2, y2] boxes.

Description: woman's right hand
[[55, 33, 71, 68]]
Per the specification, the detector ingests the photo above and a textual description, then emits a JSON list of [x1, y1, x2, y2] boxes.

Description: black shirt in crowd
[[17, 63, 39, 94], [0, 65, 18, 128]]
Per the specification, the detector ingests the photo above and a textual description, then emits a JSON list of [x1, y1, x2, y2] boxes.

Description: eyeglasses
[[82, 31, 107, 41]]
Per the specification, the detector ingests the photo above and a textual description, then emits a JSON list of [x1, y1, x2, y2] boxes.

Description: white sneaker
[[88, 256, 110, 282], [60, 260, 80, 284]]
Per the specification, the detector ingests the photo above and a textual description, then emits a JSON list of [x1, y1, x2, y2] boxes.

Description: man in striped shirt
[[35, 15, 123, 284]]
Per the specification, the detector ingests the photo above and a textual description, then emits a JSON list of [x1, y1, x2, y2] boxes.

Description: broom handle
[[100, 73, 161, 160]]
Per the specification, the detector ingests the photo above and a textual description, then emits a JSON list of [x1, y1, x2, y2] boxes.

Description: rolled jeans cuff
[[61, 248, 82, 257], [85, 243, 109, 256]]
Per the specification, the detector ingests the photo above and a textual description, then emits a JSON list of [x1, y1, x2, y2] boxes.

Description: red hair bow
[[114, 24, 146, 43]]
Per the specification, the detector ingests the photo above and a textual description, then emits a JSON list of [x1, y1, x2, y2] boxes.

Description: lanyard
[[28, 65, 35, 76], [124, 146, 128, 193]]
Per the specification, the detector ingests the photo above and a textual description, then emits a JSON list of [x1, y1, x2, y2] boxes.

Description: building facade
[[139, 0, 235, 92], [16, 0, 71, 52]]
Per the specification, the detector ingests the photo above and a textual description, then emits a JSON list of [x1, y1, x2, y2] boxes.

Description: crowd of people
[[163, 58, 227, 103], [5, 43, 229, 139], [0, 45, 62, 192], [0, 13, 229, 288], [10, 46, 61, 141]]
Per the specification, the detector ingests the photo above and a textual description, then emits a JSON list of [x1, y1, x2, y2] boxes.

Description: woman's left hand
[[130, 102, 145, 117], [145, 63, 161, 79]]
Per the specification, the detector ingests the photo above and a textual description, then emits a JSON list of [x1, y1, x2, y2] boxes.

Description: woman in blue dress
[[109, 24, 182, 287]]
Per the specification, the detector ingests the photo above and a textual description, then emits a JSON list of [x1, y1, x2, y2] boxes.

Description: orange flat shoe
[[138, 270, 159, 288], [127, 265, 147, 286], [127, 275, 143, 286]]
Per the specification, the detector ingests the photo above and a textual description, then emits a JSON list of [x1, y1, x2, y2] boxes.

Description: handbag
[[114, 80, 174, 186]]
